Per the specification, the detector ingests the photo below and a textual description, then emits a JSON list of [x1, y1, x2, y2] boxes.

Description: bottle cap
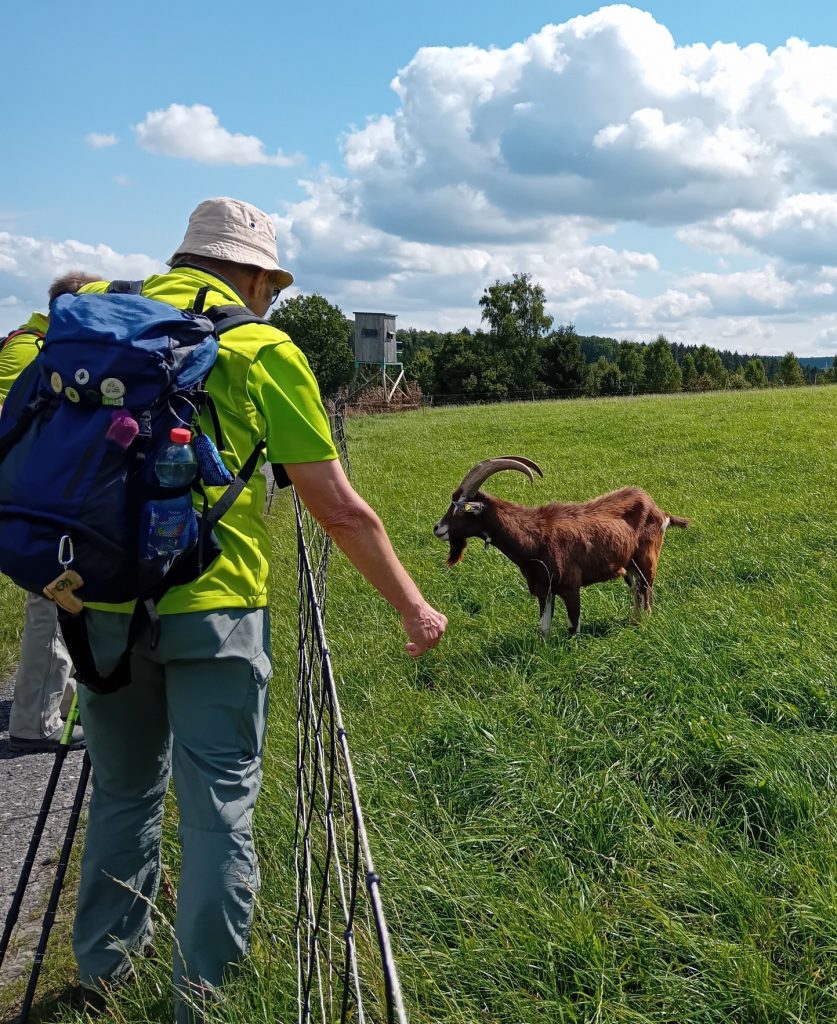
[[169, 427, 192, 445]]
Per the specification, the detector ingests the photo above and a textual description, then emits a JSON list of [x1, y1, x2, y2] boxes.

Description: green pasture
[[2, 386, 835, 1023]]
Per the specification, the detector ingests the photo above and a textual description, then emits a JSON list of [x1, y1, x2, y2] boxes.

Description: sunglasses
[[270, 287, 283, 306]]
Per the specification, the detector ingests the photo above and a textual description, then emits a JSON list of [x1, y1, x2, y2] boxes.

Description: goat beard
[[446, 538, 467, 566]]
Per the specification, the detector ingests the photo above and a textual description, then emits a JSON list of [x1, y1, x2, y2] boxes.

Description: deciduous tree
[[541, 324, 585, 395], [617, 341, 645, 394], [405, 347, 436, 394], [269, 294, 355, 398], [584, 357, 622, 397], [479, 273, 553, 390]]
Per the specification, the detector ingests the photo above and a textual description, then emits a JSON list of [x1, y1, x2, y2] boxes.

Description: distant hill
[[800, 356, 834, 369]]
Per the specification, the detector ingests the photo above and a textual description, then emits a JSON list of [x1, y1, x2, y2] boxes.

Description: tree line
[[270, 275, 837, 401]]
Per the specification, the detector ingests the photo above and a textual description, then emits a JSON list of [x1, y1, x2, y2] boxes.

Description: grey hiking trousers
[[73, 607, 272, 1023], [9, 593, 74, 739]]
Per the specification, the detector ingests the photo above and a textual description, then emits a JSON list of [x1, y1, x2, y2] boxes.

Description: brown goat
[[433, 457, 689, 635]]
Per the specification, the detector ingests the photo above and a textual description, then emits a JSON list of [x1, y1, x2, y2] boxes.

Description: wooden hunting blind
[[351, 311, 406, 402], [352, 312, 398, 364]]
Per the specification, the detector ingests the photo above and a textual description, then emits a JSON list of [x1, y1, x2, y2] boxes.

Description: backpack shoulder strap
[[187, 302, 265, 448], [202, 440, 267, 530], [106, 279, 144, 295], [0, 326, 46, 351], [190, 283, 265, 332], [205, 303, 267, 335]]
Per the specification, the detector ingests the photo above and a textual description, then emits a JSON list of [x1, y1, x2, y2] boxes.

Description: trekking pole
[[17, 748, 92, 1024], [0, 695, 82, 971]]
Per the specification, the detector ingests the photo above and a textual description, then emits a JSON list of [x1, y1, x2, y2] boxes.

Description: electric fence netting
[[289, 409, 408, 1024]]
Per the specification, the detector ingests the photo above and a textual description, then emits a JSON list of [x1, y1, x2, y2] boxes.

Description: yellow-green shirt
[[80, 267, 337, 614], [0, 311, 48, 400]]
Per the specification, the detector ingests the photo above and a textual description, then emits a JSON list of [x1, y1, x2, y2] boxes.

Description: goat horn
[[496, 455, 544, 477], [458, 457, 542, 498]]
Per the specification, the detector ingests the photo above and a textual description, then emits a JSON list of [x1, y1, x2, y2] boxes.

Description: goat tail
[[666, 514, 691, 529]]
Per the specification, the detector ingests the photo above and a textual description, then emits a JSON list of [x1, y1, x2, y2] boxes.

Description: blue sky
[[5, 1, 837, 356]]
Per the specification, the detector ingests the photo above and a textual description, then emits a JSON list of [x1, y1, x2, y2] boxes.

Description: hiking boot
[[65, 984, 108, 1016], [9, 724, 85, 753]]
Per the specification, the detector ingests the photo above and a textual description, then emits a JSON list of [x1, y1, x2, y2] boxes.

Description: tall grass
[[2, 387, 835, 1023], [275, 388, 837, 1024]]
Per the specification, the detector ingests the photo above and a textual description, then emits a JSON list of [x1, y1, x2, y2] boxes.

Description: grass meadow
[[1, 386, 836, 1023]]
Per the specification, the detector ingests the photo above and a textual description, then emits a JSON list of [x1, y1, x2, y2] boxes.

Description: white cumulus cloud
[[134, 103, 302, 167], [815, 325, 837, 346], [0, 232, 162, 333], [683, 193, 837, 266], [271, 175, 661, 329], [85, 132, 118, 148], [10, 7, 837, 355], [263, 5, 837, 353]]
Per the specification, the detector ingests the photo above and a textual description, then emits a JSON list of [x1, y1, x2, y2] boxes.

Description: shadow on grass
[[471, 618, 626, 671], [455, 596, 483, 617], [573, 617, 626, 640], [2, 966, 176, 1024], [489, 616, 627, 650], [412, 658, 439, 690], [408, 611, 634, 698], [0, 983, 78, 1024]]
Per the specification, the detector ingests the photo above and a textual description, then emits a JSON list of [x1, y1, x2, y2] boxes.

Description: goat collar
[[453, 498, 484, 514]]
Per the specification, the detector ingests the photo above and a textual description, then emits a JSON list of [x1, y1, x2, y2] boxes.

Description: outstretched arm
[[285, 459, 447, 657]]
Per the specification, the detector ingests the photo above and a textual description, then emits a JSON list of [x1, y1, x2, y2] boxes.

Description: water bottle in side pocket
[[141, 428, 198, 559]]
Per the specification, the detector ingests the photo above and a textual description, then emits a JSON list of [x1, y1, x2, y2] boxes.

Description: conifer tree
[[743, 358, 768, 388], [776, 352, 804, 386], [617, 341, 645, 394], [643, 335, 682, 393], [541, 324, 586, 395]]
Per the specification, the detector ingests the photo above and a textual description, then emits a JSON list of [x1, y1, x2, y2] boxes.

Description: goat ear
[[447, 538, 467, 566]]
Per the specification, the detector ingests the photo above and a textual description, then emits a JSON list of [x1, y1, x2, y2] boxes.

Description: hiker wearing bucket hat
[[161, 196, 294, 325], [168, 196, 295, 298], [69, 198, 447, 1021]]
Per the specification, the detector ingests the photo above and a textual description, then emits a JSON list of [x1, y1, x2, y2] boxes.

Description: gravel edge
[[0, 671, 88, 989]]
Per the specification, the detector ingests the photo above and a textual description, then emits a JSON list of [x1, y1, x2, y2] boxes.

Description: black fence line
[[291, 411, 408, 1024]]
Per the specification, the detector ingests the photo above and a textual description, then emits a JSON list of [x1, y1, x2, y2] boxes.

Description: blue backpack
[[0, 281, 264, 692]]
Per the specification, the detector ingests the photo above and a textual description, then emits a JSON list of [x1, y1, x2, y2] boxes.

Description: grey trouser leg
[[9, 593, 74, 739], [73, 608, 272, 1022]]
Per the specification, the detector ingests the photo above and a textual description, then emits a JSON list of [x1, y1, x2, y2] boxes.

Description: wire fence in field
[[291, 411, 408, 1024], [336, 378, 833, 417]]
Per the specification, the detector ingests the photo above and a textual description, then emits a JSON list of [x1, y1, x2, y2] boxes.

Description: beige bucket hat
[[168, 196, 294, 290]]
